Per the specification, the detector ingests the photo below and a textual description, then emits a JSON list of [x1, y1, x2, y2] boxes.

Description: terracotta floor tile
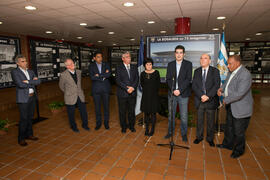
[[226, 174, 246, 180], [186, 168, 204, 180], [92, 163, 111, 174], [10, 157, 30, 168], [116, 158, 133, 168], [124, 169, 145, 180], [23, 159, 44, 170], [169, 158, 186, 167], [42, 175, 61, 180], [153, 156, 170, 165], [240, 158, 259, 168], [77, 160, 96, 171], [144, 172, 163, 180], [166, 166, 185, 177], [100, 156, 118, 166], [108, 166, 128, 178], [7, 168, 31, 180], [187, 160, 204, 170], [62, 158, 81, 167], [49, 155, 69, 165], [50, 165, 72, 177], [23, 172, 45, 180], [65, 169, 87, 180], [104, 175, 120, 180], [205, 162, 223, 173], [73, 151, 91, 160], [0, 154, 18, 164], [0, 165, 17, 177], [132, 161, 150, 171], [164, 174, 184, 180], [83, 172, 103, 180], [148, 164, 167, 175], [205, 171, 225, 180], [36, 163, 58, 174], [224, 164, 244, 176], [244, 167, 266, 179], [87, 153, 105, 162]]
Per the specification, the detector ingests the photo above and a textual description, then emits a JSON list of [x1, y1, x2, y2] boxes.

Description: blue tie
[[202, 69, 206, 94]]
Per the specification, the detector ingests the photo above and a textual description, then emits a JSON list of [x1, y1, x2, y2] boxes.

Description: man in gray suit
[[217, 55, 253, 158], [11, 55, 41, 146], [59, 58, 89, 132]]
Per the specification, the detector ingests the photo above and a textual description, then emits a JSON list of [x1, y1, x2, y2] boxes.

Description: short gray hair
[[122, 51, 131, 58], [15, 54, 26, 63], [64, 58, 74, 65]]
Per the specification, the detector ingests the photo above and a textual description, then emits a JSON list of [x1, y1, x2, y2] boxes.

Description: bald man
[[59, 58, 90, 132], [192, 54, 220, 147]]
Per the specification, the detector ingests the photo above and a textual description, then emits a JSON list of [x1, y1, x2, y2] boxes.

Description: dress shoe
[[105, 125, 110, 130], [83, 126, 90, 131], [26, 136, 39, 141], [149, 131, 154, 136], [164, 134, 171, 139], [121, 129, 126, 133], [72, 128, 79, 133], [230, 151, 243, 159], [208, 141, 215, 147], [216, 144, 233, 150], [130, 128, 136, 132], [95, 126, 101, 130], [182, 135, 188, 142], [193, 139, 203, 144], [145, 131, 149, 136], [19, 140, 28, 146]]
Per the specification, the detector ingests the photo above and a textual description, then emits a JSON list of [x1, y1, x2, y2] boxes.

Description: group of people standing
[[12, 44, 253, 159]]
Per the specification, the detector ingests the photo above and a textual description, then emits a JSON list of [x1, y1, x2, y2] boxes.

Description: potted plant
[[0, 118, 9, 135], [48, 101, 65, 114]]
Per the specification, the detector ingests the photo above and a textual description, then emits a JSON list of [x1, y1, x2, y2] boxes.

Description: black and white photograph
[[35, 47, 53, 63]]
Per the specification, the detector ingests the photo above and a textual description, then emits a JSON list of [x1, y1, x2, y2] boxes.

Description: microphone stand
[[157, 75, 189, 160]]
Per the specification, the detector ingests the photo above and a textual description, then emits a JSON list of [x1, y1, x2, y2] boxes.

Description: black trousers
[[66, 97, 88, 130], [144, 113, 156, 134], [93, 92, 110, 128], [117, 96, 136, 130], [222, 105, 250, 154], [196, 103, 216, 142], [18, 96, 36, 142]]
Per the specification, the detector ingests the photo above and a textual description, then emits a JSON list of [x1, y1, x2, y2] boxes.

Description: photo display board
[[0, 36, 21, 89], [80, 47, 98, 76], [147, 34, 221, 82]]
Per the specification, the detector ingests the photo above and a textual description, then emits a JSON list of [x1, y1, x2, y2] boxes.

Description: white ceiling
[[0, 0, 269, 46]]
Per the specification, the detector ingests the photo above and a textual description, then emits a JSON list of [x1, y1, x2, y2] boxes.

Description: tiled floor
[[0, 86, 269, 180]]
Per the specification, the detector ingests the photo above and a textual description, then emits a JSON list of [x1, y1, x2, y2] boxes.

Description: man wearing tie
[[59, 58, 90, 132], [217, 55, 253, 158], [11, 55, 41, 146], [89, 52, 111, 130], [192, 54, 220, 147], [116, 51, 139, 133], [164, 45, 192, 142]]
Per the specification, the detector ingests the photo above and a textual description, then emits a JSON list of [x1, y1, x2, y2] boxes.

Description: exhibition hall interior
[[0, 0, 270, 179]]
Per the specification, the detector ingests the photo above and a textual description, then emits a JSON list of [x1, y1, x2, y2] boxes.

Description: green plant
[[48, 101, 65, 110], [0, 118, 9, 132], [252, 89, 260, 94]]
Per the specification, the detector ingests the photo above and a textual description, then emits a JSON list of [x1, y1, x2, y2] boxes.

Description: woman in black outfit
[[140, 58, 160, 136]]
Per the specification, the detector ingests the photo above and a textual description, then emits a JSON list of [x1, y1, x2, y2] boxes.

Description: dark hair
[[143, 58, 153, 67], [93, 51, 102, 57], [15, 54, 26, 63], [229, 55, 241, 62], [175, 45, 185, 53]]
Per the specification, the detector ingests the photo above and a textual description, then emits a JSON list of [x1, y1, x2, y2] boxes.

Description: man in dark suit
[[116, 51, 139, 133], [89, 52, 111, 130], [217, 55, 253, 158], [192, 54, 221, 147], [164, 45, 192, 142], [59, 58, 90, 132], [11, 55, 41, 146]]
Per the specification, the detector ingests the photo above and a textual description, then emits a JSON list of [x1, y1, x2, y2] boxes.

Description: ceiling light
[[108, 32, 115, 35], [77, 37, 83, 39], [123, 2, 134, 7], [217, 16, 226, 20], [148, 21, 155, 24], [212, 28, 219, 31], [160, 30, 166, 33], [80, 23, 87, 26], [97, 40, 102, 43], [25, 5, 37, 10], [245, 38, 251, 40], [45, 31, 53, 34], [130, 38, 135, 41], [61, 38, 64, 41], [113, 43, 117, 46], [0, 22, 2, 25], [256, 32, 262, 36]]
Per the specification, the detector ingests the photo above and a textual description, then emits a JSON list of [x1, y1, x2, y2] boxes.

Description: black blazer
[[116, 63, 139, 98], [166, 59, 192, 97], [11, 67, 41, 103], [88, 62, 111, 94], [192, 66, 221, 109]]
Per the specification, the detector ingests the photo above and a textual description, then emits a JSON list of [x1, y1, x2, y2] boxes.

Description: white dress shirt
[[224, 65, 242, 97], [19, 67, 34, 94]]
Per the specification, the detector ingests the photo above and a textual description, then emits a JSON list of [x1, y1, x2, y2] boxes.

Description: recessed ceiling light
[[256, 32, 262, 36], [212, 28, 219, 31], [80, 23, 87, 26], [245, 38, 251, 40], [217, 16, 226, 20], [160, 30, 166, 33], [148, 21, 155, 24], [45, 31, 53, 34], [123, 2, 134, 7], [130, 38, 135, 41], [108, 32, 115, 35], [25, 5, 37, 10], [77, 37, 83, 39], [0, 22, 2, 25], [113, 43, 117, 46], [97, 40, 102, 43]]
